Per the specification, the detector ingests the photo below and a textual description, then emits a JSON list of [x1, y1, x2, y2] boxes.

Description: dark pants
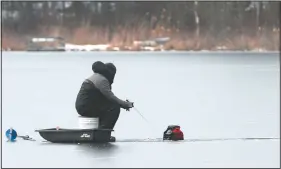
[[98, 103, 121, 130]]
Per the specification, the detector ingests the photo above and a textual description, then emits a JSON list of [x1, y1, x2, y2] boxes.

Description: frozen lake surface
[[1, 51, 280, 168]]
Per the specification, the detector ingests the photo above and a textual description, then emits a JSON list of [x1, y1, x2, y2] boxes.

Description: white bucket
[[78, 117, 99, 129]]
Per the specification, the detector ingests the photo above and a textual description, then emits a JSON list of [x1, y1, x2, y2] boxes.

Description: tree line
[[2, 1, 280, 36]]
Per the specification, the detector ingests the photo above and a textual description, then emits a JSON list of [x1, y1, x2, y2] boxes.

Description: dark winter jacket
[[75, 61, 131, 117]]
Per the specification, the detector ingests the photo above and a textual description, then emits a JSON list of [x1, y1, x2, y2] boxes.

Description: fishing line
[[115, 137, 280, 143], [126, 99, 152, 125], [132, 106, 163, 139], [132, 107, 159, 138], [133, 107, 150, 124]]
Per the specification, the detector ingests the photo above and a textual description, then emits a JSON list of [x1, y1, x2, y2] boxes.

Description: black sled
[[35, 128, 115, 143]]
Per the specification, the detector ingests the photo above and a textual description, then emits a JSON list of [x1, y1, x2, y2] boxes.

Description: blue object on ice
[[6, 128, 17, 142]]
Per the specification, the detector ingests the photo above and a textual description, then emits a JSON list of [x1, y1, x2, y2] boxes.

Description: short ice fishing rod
[[133, 107, 150, 124], [126, 99, 150, 124]]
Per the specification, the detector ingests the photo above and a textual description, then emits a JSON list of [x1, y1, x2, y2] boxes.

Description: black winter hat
[[105, 62, 116, 75], [92, 61, 106, 73], [91, 61, 117, 85]]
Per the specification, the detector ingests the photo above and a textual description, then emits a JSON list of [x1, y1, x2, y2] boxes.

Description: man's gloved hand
[[125, 99, 134, 111]]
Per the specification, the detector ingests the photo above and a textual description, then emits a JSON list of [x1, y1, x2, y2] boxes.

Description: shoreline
[[2, 28, 280, 52], [2, 42, 279, 53], [2, 50, 279, 53]]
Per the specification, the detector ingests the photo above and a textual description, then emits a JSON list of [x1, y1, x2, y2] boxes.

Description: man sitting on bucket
[[75, 61, 134, 132]]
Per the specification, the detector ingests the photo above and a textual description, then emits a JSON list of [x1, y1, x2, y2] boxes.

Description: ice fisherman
[[75, 61, 134, 130]]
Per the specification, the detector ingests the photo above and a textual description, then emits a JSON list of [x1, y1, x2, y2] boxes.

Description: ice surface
[[2, 51, 280, 168]]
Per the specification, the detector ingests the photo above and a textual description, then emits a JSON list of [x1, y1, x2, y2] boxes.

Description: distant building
[[27, 37, 65, 51]]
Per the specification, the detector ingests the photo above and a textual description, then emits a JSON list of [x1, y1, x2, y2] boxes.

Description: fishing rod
[[131, 105, 162, 135], [126, 99, 150, 123], [126, 99, 151, 124], [133, 107, 150, 124]]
